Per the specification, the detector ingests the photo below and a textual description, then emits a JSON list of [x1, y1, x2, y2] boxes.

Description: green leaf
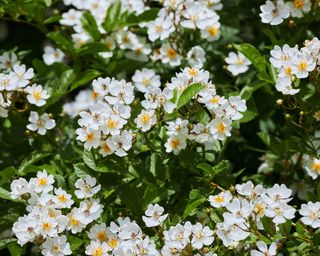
[[126, 8, 159, 26], [83, 150, 96, 170], [0, 239, 16, 250], [261, 216, 276, 235], [0, 187, 12, 200], [68, 236, 83, 251], [18, 152, 51, 175], [183, 190, 206, 219], [47, 31, 74, 54], [240, 82, 267, 100], [240, 98, 257, 123], [81, 11, 101, 41], [102, 1, 122, 33], [233, 43, 272, 83], [43, 15, 61, 24], [7, 241, 25, 256], [74, 163, 91, 179], [70, 70, 101, 91], [258, 131, 271, 146], [177, 83, 205, 109]]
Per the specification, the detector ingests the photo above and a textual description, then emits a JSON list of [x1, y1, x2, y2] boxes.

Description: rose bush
[[1, 0, 320, 255]]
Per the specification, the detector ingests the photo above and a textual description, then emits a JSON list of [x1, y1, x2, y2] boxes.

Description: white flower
[[299, 202, 320, 228], [107, 130, 133, 157], [166, 118, 189, 137], [53, 188, 74, 208], [75, 176, 101, 199], [66, 209, 86, 234], [78, 199, 103, 225], [101, 114, 126, 135], [11, 64, 34, 88], [201, 21, 221, 42], [25, 84, 50, 106], [265, 202, 295, 224], [142, 204, 168, 227], [259, 0, 290, 26], [27, 111, 56, 135], [132, 68, 161, 93], [209, 117, 232, 140], [270, 44, 296, 69], [208, 191, 233, 208], [225, 51, 251, 76], [262, 184, 292, 206], [29, 170, 55, 193], [43, 46, 65, 65], [12, 215, 39, 246], [164, 135, 187, 155], [0, 51, 20, 71], [147, 10, 175, 42], [227, 96, 247, 120], [0, 72, 18, 91], [10, 178, 30, 199], [99, 140, 115, 157], [235, 181, 265, 199], [76, 128, 100, 150], [38, 215, 59, 238], [275, 76, 300, 95], [303, 156, 320, 180], [141, 86, 176, 114], [105, 79, 134, 105], [88, 223, 109, 242], [136, 236, 159, 256], [191, 223, 214, 249], [41, 235, 72, 256], [85, 240, 109, 256], [288, 0, 311, 18], [134, 109, 157, 132], [60, 9, 82, 27], [159, 43, 182, 67], [292, 50, 316, 78], [250, 241, 277, 256], [187, 46, 206, 68]]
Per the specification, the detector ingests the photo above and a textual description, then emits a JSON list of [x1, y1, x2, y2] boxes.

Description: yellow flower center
[[285, 66, 292, 75], [188, 68, 199, 77], [42, 222, 51, 231], [91, 91, 99, 99], [143, 78, 150, 86], [102, 143, 111, 153], [210, 96, 219, 104], [294, 0, 304, 9], [108, 238, 118, 249], [155, 25, 163, 33], [312, 162, 320, 172], [58, 194, 68, 203], [86, 132, 95, 142], [107, 119, 117, 129], [140, 114, 150, 124], [38, 178, 47, 186], [297, 61, 307, 71], [214, 195, 225, 203], [216, 123, 226, 133], [170, 138, 180, 148], [69, 216, 79, 226], [97, 231, 107, 242], [207, 26, 219, 36], [52, 245, 61, 253], [92, 247, 103, 256], [166, 47, 177, 59]]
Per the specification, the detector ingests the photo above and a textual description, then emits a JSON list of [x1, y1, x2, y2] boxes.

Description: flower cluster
[[75, 77, 134, 156], [75, 67, 247, 156], [0, 51, 56, 135], [270, 37, 320, 95], [260, 0, 311, 26], [59, 0, 223, 68], [209, 181, 295, 247], [11, 171, 102, 255]]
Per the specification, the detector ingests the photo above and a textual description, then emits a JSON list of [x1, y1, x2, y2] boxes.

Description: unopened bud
[[276, 99, 283, 106], [285, 114, 291, 119]]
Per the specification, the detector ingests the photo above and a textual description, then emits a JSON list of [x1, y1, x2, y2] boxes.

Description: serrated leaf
[[83, 150, 96, 170], [177, 83, 205, 109], [81, 11, 101, 41], [233, 43, 272, 83], [18, 152, 51, 175], [47, 31, 74, 54]]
